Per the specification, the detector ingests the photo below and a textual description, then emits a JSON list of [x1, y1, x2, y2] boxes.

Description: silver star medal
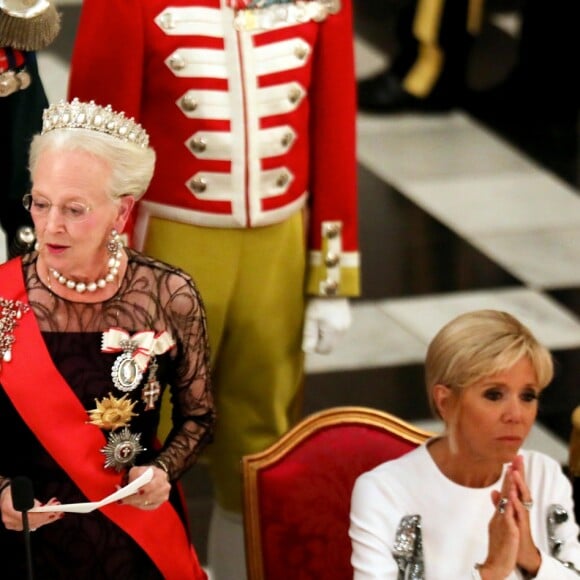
[[111, 339, 143, 392], [101, 427, 145, 471]]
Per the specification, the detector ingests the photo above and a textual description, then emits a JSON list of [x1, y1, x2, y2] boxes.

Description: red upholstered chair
[[242, 406, 433, 580]]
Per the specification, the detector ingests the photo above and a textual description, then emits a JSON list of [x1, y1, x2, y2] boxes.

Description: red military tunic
[[68, 0, 359, 296], [69, 0, 360, 513]]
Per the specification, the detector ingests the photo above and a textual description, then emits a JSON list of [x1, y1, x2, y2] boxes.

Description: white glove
[[302, 298, 352, 355]]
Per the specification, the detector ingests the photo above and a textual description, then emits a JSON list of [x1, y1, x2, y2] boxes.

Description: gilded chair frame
[[242, 406, 434, 580]]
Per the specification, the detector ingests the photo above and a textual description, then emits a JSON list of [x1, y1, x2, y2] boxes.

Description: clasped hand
[[479, 455, 541, 579]]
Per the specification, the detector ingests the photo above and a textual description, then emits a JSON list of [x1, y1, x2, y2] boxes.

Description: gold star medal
[[87, 393, 138, 430]]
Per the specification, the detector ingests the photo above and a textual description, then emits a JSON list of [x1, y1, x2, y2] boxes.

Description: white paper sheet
[[29, 467, 154, 514]]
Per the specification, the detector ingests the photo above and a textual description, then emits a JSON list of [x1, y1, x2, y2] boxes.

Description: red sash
[[0, 258, 206, 580]]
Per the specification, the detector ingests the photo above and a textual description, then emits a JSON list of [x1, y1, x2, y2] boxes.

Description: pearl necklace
[[48, 231, 124, 294]]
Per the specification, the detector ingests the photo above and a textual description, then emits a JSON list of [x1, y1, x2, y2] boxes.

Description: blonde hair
[[425, 309, 553, 419], [28, 127, 156, 201]]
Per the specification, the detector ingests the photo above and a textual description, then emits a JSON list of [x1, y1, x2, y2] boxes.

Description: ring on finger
[[522, 499, 533, 511], [498, 497, 509, 514]]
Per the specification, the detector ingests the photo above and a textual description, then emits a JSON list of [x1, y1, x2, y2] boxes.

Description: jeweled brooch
[[101, 328, 175, 395], [0, 297, 30, 368], [110, 339, 143, 392]]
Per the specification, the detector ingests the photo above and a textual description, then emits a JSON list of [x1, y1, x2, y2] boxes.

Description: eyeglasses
[[22, 194, 93, 223]]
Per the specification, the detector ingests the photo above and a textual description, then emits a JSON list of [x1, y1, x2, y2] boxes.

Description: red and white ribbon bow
[[101, 328, 175, 372]]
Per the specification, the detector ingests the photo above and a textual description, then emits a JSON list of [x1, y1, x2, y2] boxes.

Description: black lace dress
[[0, 249, 215, 579]]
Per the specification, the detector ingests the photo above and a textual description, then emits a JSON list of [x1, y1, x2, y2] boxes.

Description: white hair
[[29, 127, 156, 201]]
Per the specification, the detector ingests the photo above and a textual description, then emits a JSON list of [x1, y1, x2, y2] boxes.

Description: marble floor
[[3, 0, 578, 568]]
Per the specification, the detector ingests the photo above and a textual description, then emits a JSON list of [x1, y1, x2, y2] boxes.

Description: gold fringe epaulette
[[0, 2, 61, 51]]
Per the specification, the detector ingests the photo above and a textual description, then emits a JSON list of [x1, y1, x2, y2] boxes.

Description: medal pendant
[[142, 358, 161, 411], [101, 427, 145, 471], [111, 344, 143, 392], [0, 71, 18, 97], [142, 380, 161, 411], [16, 70, 31, 90]]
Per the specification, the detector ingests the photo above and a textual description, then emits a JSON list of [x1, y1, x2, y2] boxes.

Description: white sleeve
[[349, 473, 401, 580], [536, 548, 580, 579], [534, 459, 580, 579]]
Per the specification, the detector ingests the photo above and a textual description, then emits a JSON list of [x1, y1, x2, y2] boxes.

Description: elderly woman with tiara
[[350, 309, 580, 579], [0, 98, 214, 579]]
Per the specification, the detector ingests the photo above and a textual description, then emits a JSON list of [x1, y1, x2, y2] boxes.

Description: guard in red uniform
[[68, 2, 359, 575]]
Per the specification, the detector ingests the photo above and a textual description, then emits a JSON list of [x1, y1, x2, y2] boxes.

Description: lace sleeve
[[152, 269, 215, 482], [22, 249, 216, 482]]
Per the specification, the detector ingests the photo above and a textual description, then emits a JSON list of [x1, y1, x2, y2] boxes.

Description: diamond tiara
[[42, 98, 150, 148]]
